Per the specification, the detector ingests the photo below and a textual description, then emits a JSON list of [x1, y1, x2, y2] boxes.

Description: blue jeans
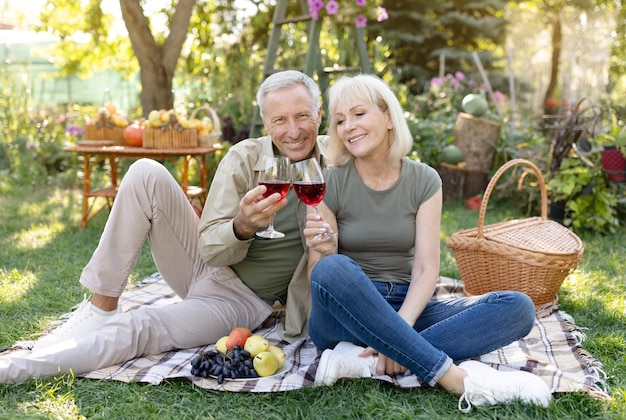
[[309, 254, 536, 386]]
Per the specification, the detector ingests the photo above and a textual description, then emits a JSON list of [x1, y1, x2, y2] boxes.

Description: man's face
[[262, 84, 321, 162]]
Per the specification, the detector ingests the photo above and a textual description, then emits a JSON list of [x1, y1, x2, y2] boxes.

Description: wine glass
[[256, 156, 291, 239], [290, 157, 336, 242]]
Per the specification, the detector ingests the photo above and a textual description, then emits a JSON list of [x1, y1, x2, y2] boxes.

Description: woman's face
[[333, 99, 393, 160]]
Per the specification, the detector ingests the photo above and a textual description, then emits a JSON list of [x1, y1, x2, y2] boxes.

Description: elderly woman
[[303, 74, 551, 413]]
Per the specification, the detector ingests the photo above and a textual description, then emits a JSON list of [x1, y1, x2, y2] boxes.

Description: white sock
[[89, 303, 118, 316]]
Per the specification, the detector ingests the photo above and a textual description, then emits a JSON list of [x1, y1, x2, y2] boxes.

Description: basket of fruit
[[84, 103, 130, 145], [142, 109, 198, 149], [190, 105, 222, 146]]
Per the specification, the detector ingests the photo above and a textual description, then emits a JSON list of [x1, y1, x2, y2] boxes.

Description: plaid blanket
[[72, 273, 607, 396]]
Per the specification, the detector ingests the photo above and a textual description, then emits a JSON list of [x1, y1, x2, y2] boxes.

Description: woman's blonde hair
[[325, 74, 413, 166]]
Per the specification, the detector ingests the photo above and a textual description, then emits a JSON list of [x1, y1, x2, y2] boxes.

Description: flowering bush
[[307, 0, 388, 28], [399, 71, 509, 167]]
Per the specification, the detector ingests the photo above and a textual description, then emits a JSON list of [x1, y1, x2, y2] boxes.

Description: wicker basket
[[445, 159, 584, 308], [84, 125, 126, 146], [143, 127, 198, 149], [190, 105, 222, 146]]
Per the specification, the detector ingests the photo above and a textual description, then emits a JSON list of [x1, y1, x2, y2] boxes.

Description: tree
[[119, 0, 195, 115], [372, 0, 511, 93], [516, 0, 621, 114], [37, 0, 199, 116]]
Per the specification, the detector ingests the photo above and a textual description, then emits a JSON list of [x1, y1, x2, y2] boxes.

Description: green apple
[[244, 334, 269, 357], [215, 335, 229, 354], [253, 351, 278, 377], [148, 110, 161, 128], [267, 344, 286, 368]]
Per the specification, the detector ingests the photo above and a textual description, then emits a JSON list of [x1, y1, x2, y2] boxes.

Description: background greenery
[[0, 188, 624, 419], [1, 0, 625, 417]]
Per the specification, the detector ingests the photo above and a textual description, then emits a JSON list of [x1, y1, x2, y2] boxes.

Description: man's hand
[[233, 185, 289, 240]]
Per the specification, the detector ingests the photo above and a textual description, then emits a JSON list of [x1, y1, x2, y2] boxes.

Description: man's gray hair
[[256, 70, 321, 119]]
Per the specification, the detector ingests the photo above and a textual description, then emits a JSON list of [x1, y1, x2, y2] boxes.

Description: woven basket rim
[[447, 217, 583, 256]]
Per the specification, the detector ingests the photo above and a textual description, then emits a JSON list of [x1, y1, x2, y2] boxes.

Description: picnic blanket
[[53, 274, 609, 397]]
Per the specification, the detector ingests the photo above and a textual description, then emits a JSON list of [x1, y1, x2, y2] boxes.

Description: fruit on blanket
[[226, 327, 252, 350], [190, 346, 259, 383], [244, 334, 269, 357], [215, 335, 229, 354], [253, 351, 279, 377], [268, 344, 286, 368]]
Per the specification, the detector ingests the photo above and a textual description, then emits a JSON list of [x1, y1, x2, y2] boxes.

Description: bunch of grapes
[[190, 345, 259, 384]]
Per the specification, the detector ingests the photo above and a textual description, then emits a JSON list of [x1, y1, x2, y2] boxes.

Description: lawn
[[0, 186, 624, 419]]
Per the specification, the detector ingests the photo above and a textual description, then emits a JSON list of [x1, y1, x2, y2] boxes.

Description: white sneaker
[[32, 299, 121, 352], [314, 341, 377, 386], [458, 360, 552, 413]]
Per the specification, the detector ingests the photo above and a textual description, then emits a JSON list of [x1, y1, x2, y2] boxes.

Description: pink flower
[[308, 0, 324, 12], [455, 71, 465, 80], [355, 13, 368, 27], [355, 0, 366, 6], [493, 91, 506, 102], [376, 6, 388, 22], [308, 0, 324, 20], [325, 0, 339, 15]]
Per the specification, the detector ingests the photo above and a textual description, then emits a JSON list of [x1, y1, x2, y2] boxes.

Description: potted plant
[[597, 124, 626, 183], [595, 104, 626, 182], [547, 157, 620, 234]]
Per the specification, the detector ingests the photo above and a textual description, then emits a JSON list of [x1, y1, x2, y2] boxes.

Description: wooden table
[[64, 144, 220, 229]]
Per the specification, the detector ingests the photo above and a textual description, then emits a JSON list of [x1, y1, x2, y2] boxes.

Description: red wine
[[293, 182, 325, 206], [259, 181, 290, 199]]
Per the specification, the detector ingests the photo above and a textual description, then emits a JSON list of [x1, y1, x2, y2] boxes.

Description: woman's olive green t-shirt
[[324, 157, 441, 284]]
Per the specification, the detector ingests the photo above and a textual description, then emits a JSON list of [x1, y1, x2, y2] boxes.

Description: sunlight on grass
[[0, 268, 38, 303], [11, 223, 65, 250], [28, 375, 84, 420], [563, 271, 626, 316]]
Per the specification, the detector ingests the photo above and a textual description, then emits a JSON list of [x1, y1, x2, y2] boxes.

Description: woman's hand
[[361, 347, 408, 376], [304, 212, 337, 255]]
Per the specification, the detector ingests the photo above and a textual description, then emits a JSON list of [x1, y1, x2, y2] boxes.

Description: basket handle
[[190, 105, 222, 133], [477, 158, 548, 238]]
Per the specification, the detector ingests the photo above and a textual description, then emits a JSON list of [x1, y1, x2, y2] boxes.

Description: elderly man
[[1, 70, 326, 384]]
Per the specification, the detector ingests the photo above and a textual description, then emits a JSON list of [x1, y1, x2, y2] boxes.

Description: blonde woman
[[303, 74, 551, 413]]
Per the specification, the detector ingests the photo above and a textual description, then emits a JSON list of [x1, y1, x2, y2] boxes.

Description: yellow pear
[[215, 335, 229, 354], [253, 351, 278, 377], [267, 344, 286, 368], [244, 334, 269, 357]]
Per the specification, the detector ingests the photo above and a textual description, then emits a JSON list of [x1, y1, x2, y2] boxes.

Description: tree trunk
[[543, 13, 562, 115], [119, 0, 196, 117]]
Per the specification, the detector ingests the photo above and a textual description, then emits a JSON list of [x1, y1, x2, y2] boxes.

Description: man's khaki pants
[[1, 159, 272, 384]]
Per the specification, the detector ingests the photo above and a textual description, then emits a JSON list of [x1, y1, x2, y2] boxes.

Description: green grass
[[1, 188, 624, 419]]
